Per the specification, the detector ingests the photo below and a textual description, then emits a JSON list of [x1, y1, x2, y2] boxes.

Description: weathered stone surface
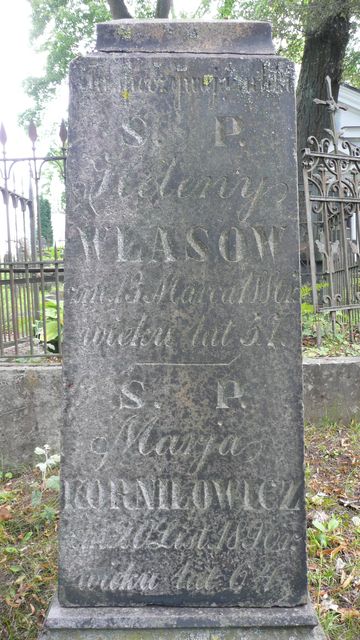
[[40, 600, 326, 639], [45, 598, 319, 628], [60, 20, 306, 609], [0, 364, 62, 470], [40, 625, 327, 639], [40, 600, 326, 640], [96, 19, 275, 54], [2, 360, 360, 471], [303, 356, 360, 422]]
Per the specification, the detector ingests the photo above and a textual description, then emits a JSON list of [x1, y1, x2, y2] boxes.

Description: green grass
[[0, 422, 359, 639], [0, 470, 58, 639], [305, 420, 360, 639]]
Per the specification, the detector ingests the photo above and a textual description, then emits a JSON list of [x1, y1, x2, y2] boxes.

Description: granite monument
[[41, 19, 325, 640]]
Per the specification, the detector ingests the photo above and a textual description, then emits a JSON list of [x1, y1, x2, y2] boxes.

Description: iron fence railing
[[0, 256, 64, 358], [0, 121, 66, 360], [303, 77, 360, 344]]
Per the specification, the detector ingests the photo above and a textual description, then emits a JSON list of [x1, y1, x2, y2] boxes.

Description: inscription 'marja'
[[64, 477, 302, 512], [91, 414, 262, 474], [76, 224, 287, 264]]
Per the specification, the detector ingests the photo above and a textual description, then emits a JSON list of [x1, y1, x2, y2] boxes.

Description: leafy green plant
[[301, 284, 360, 356], [301, 284, 330, 338], [42, 245, 64, 261], [0, 471, 13, 482], [34, 445, 60, 490], [31, 445, 60, 523], [34, 298, 63, 353], [308, 517, 342, 553]]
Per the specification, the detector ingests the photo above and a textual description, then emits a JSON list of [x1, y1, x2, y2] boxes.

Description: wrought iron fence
[[0, 121, 66, 360], [303, 76, 360, 344], [0, 255, 64, 358]]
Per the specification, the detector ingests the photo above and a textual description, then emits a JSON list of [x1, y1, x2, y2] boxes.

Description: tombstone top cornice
[[96, 20, 275, 55]]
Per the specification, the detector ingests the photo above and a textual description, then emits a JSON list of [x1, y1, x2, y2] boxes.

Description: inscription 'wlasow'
[[76, 225, 287, 264]]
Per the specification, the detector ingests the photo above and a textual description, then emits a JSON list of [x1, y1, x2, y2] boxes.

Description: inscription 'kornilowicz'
[[64, 478, 302, 512]]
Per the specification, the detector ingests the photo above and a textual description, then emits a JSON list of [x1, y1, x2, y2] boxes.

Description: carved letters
[[80, 519, 300, 554], [76, 224, 287, 265], [89, 413, 262, 474], [64, 477, 302, 512], [71, 271, 298, 308], [84, 61, 294, 101], [81, 160, 289, 210], [215, 116, 244, 148], [63, 46, 304, 607], [217, 380, 244, 409]]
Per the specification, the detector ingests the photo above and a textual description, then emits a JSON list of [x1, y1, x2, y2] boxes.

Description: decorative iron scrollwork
[[302, 77, 360, 338]]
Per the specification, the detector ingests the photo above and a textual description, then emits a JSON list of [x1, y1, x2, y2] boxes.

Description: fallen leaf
[[341, 572, 354, 589], [320, 544, 345, 557], [335, 558, 346, 574], [0, 506, 12, 521], [339, 608, 360, 620]]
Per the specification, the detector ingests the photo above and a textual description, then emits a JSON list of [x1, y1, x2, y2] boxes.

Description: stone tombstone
[[41, 19, 325, 640]]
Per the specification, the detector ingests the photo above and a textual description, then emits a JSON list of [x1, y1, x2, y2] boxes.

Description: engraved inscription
[[77, 563, 160, 592], [71, 271, 298, 308], [215, 116, 244, 147], [119, 381, 145, 409], [63, 45, 304, 608], [64, 478, 302, 512], [75, 224, 287, 265], [79, 519, 301, 554], [78, 309, 294, 357], [77, 160, 289, 212], [83, 61, 294, 101], [89, 413, 262, 473], [71, 559, 297, 600], [120, 116, 147, 147], [217, 380, 244, 409]]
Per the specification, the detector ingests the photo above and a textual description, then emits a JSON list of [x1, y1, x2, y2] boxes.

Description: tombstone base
[[40, 598, 326, 639]]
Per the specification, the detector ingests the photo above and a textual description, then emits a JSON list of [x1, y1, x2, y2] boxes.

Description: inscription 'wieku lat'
[[41, 18, 325, 640]]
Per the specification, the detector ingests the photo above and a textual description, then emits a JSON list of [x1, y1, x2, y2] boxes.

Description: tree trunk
[[107, 1, 173, 20], [107, 0, 133, 19], [156, 0, 173, 18], [296, 3, 350, 277], [296, 8, 350, 151]]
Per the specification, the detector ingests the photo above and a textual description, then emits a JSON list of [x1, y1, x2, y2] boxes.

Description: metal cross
[[313, 75, 347, 150]]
